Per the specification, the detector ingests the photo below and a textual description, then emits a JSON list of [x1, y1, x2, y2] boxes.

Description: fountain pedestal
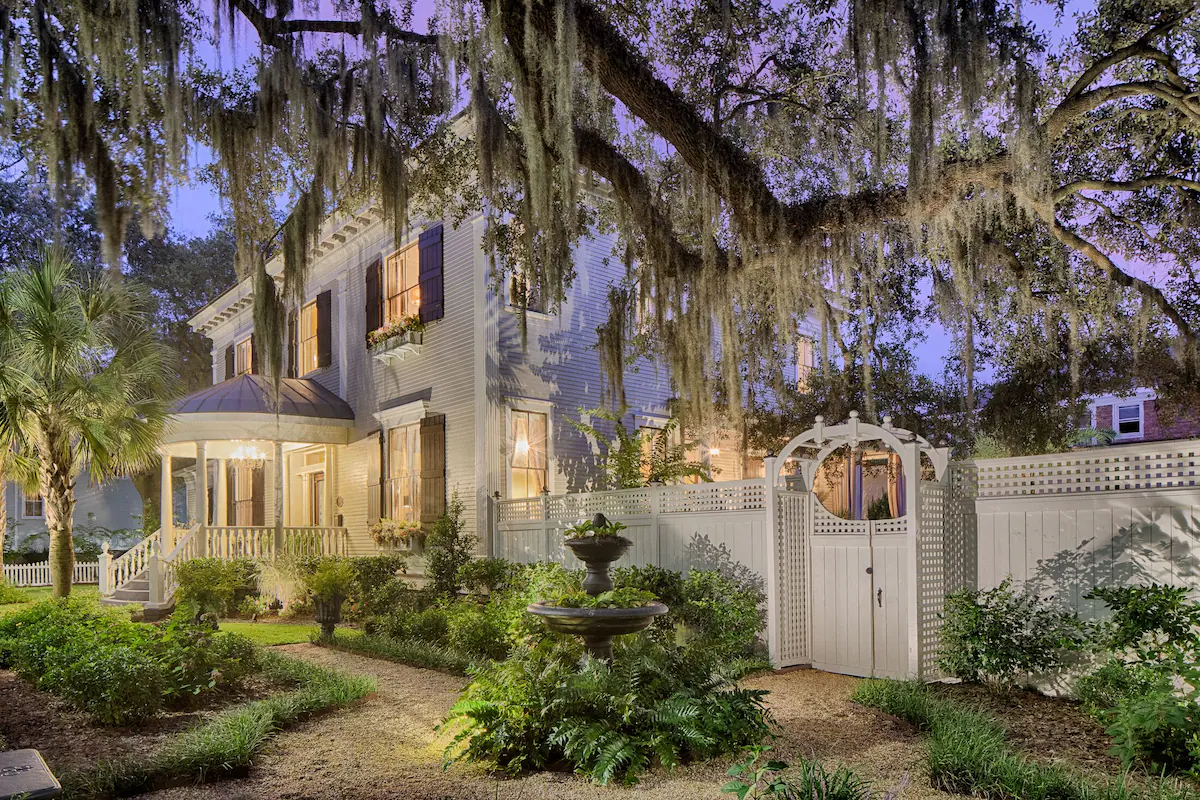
[[527, 515, 668, 659]]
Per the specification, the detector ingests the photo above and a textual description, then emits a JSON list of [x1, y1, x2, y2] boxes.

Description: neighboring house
[[1087, 389, 1200, 444], [162, 206, 816, 558], [2, 473, 144, 554]]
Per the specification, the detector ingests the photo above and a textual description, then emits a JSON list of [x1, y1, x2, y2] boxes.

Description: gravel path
[[141, 645, 947, 800]]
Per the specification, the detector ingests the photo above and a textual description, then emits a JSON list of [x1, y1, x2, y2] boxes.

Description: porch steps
[[99, 570, 174, 620]]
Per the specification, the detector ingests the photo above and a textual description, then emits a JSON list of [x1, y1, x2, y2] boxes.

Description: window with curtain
[[22, 490, 43, 518], [235, 337, 253, 375], [510, 410, 548, 498], [384, 241, 421, 323], [233, 466, 254, 525], [298, 299, 319, 375], [797, 337, 815, 390], [387, 422, 421, 522], [508, 271, 545, 313]]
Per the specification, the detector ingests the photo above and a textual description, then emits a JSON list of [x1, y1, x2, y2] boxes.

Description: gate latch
[[877, 588, 883, 607]]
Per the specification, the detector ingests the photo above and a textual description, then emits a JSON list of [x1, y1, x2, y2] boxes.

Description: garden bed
[[930, 683, 1121, 776], [0, 668, 281, 777]]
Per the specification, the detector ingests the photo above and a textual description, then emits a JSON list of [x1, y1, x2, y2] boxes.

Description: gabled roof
[[174, 375, 355, 421]]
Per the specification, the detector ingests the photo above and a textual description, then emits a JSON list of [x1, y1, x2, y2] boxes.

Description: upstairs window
[[509, 271, 545, 313], [797, 337, 815, 391], [385, 242, 421, 323], [298, 300, 319, 376], [1117, 404, 1142, 437], [235, 337, 253, 376]]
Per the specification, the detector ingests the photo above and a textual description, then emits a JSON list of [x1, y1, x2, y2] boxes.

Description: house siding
[[4, 474, 144, 553]]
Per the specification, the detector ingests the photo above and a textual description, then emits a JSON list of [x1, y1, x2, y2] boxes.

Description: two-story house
[[157, 206, 809, 560]]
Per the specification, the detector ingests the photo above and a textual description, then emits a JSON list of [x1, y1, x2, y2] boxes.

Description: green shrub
[[0, 580, 25, 605], [348, 555, 408, 618], [1086, 585, 1200, 651], [1074, 658, 1161, 717], [458, 557, 521, 596], [445, 602, 509, 660], [424, 492, 474, 596], [175, 558, 259, 619], [937, 579, 1085, 686], [0, 599, 259, 725], [324, 630, 482, 674], [1107, 687, 1200, 774], [443, 636, 772, 784]]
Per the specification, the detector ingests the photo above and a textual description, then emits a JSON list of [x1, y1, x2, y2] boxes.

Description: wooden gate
[[808, 503, 910, 678]]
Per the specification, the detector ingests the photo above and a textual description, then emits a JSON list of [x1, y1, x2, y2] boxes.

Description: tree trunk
[[45, 467, 76, 598]]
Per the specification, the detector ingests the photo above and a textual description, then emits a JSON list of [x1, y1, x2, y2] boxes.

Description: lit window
[[233, 466, 255, 525], [798, 337, 815, 391], [23, 491, 43, 518], [387, 423, 421, 522], [1117, 404, 1142, 437], [384, 242, 421, 324], [298, 300, 319, 376], [640, 425, 665, 482], [510, 410, 548, 498], [235, 337, 253, 375]]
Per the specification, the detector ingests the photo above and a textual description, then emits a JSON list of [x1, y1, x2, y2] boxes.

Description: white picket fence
[[3, 560, 100, 587]]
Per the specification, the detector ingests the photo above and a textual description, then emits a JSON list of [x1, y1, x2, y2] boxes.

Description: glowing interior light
[[514, 437, 530, 457], [708, 447, 721, 456]]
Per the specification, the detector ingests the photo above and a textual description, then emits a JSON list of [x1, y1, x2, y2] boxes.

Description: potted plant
[[369, 517, 421, 550], [307, 558, 357, 639], [563, 513, 630, 594]]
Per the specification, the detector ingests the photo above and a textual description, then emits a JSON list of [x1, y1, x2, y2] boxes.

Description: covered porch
[[160, 374, 356, 558], [101, 376, 357, 609]]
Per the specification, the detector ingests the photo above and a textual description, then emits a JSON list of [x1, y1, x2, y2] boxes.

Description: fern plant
[[442, 635, 772, 784], [570, 407, 712, 489]]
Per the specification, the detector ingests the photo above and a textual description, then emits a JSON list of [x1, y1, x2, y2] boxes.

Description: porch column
[[195, 441, 209, 530], [323, 444, 335, 527], [215, 458, 228, 526], [159, 453, 173, 541], [274, 441, 285, 555]]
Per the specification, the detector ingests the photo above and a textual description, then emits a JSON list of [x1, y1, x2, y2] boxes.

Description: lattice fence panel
[[918, 481, 947, 679], [658, 480, 767, 513], [547, 489, 653, 521], [953, 440, 1200, 498], [812, 501, 870, 536], [777, 491, 809, 666]]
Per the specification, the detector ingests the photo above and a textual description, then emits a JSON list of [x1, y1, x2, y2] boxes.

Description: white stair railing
[[102, 529, 162, 596], [159, 524, 203, 605]]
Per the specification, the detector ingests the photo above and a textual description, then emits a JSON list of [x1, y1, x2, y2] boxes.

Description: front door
[[307, 471, 325, 526], [809, 504, 909, 678]]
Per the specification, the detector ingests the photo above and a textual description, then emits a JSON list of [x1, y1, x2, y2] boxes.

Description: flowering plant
[[563, 516, 628, 541], [367, 315, 424, 347], [370, 517, 421, 548]]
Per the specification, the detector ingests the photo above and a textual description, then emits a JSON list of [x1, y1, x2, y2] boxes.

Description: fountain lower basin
[[528, 601, 669, 659]]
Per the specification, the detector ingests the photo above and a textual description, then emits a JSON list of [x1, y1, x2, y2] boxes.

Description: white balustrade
[[102, 529, 161, 596]]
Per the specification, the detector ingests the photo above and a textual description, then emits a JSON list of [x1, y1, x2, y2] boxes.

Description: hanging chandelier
[[228, 441, 268, 470]]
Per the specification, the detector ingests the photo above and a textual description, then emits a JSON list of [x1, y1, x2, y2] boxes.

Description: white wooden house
[[98, 205, 814, 604]]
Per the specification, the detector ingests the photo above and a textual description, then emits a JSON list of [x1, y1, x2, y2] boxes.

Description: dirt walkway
[[141, 644, 945, 800]]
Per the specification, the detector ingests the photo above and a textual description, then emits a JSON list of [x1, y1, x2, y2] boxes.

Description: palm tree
[[0, 252, 177, 597]]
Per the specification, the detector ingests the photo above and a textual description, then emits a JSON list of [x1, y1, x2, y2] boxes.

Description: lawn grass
[[852, 679, 1196, 800], [60, 650, 376, 798], [0, 584, 99, 615]]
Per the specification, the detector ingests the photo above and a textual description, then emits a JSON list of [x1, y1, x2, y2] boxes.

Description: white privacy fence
[[953, 438, 1200, 621], [493, 419, 1200, 681], [4, 561, 100, 587]]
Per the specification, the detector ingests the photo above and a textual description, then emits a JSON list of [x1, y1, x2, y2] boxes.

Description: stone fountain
[[527, 513, 668, 659]]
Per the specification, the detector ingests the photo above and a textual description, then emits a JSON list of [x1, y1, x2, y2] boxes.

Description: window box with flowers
[[368, 316, 425, 364], [370, 517, 422, 551]]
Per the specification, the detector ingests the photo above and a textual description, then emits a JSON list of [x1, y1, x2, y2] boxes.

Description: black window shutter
[[365, 257, 382, 341], [418, 224, 444, 323], [316, 290, 332, 367], [250, 334, 259, 375], [419, 414, 446, 525], [366, 430, 383, 524], [251, 466, 265, 526], [287, 308, 298, 378], [224, 345, 235, 380]]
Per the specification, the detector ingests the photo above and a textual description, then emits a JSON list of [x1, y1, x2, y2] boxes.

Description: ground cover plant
[[853, 679, 1195, 800], [722, 746, 880, 800], [443, 635, 772, 785], [0, 598, 257, 725], [61, 650, 376, 798]]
